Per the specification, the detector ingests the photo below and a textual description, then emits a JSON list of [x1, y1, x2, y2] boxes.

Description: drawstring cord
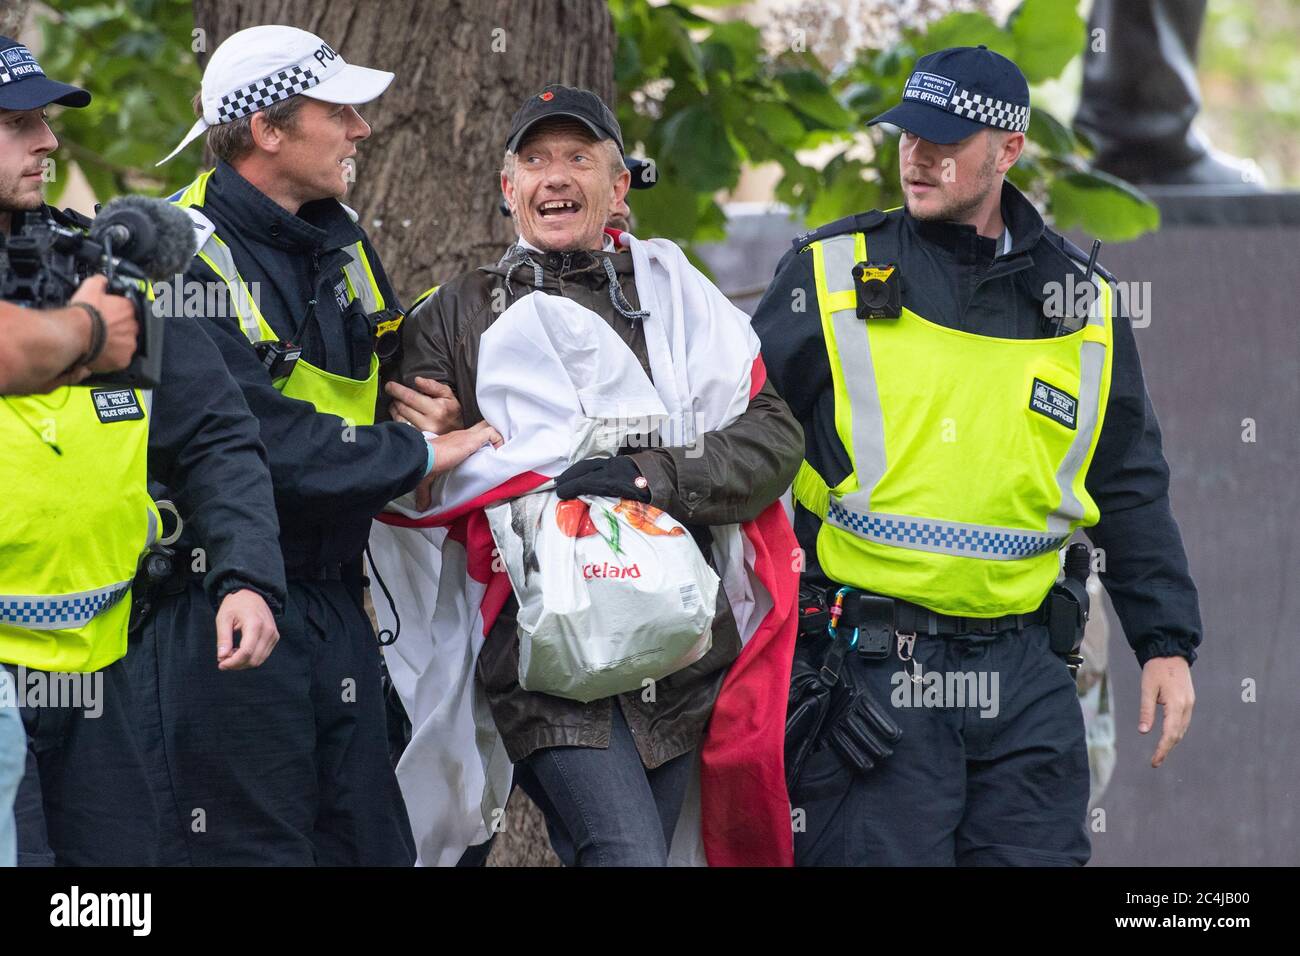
[[499, 246, 648, 323], [365, 543, 400, 646]]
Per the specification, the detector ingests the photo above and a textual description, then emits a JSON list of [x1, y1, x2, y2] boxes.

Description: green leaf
[[614, 33, 643, 88], [1026, 107, 1076, 155], [806, 158, 880, 226], [704, 20, 762, 80], [746, 100, 806, 149], [1008, 0, 1085, 83], [1048, 170, 1160, 242], [630, 176, 701, 241], [648, 4, 704, 87], [659, 103, 738, 192], [778, 70, 853, 130], [912, 13, 1010, 57]]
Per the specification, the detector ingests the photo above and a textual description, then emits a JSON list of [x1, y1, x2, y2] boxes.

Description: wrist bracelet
[[69, 301, 108, 367]]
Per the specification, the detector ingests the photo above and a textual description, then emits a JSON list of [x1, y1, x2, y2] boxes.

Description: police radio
[[853, 261, 901, 319]]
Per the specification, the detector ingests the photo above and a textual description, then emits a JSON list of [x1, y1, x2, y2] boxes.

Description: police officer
[[140, 25, 497, 866], [0, 35, 285, 865], [753, 46, 1201, 866]]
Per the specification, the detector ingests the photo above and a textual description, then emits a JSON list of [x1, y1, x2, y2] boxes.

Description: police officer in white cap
[[131, 24, 497, 866]]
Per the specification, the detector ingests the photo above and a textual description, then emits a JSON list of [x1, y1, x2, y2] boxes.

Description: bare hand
[[386, 377, 463, 433], [71, 275, 139, 372], [1138, 655, 1195, 767], [215, 589, 280, 671], [414, 421, 504, 510]]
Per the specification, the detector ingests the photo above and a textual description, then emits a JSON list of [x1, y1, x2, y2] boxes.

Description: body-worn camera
[[254, 339, 303, 380], [0, 208, 163, 388], [369, 308, 405, 368], [853, 261, 901, 319]]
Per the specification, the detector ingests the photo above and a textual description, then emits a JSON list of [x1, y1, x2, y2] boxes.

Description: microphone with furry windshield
[[0, 196, 197, 388]]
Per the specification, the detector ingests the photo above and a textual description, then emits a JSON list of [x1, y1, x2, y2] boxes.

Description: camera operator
[[0, 85, 138, 394], [0, 35, 287, 866], [0, 278, 137, 394]]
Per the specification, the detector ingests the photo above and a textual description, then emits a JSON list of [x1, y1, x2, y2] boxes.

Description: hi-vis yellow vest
[[793, 230, 1114, 617], [0, 386, 159, 672], [171, 169, 385, 426]]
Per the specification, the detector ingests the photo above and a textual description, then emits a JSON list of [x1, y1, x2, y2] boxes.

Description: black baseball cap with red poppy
[[507, 84, 657, 189], [507, 84, 624, 154]]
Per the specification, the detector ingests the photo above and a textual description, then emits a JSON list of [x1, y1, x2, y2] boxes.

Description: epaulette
[[791, 209, 888, 253], [177, 206, 216, 253], [1047, 230, 1117, 284]]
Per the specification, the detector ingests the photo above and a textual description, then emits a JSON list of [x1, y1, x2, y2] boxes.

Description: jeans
[[517, 705, 694, 866], [793, 624, 1091, 866], [0, 669, 24, 867]]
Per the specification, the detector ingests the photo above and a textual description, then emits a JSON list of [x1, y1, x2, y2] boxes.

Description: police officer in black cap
[[753, 46, 1201, 866]]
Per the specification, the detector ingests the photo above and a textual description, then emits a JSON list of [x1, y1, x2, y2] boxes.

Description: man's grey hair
[[197, 92, 308, 164]]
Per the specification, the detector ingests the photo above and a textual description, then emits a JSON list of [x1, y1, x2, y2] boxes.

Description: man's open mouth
[[537, 199, 581, 219]]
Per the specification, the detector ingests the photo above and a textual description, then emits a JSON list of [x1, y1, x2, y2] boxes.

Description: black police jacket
[[13, 206, 287, 612], [752, 181, 1202, 666], [153, 162, 427, 573]]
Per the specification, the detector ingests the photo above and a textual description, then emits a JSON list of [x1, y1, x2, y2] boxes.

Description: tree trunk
[[192, 0, 616, 869]]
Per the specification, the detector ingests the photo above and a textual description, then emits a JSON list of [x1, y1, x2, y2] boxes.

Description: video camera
[[0, 196, 197, 389]]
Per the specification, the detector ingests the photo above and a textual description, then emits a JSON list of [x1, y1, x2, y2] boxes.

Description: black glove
[[555, 456, 651, 502]]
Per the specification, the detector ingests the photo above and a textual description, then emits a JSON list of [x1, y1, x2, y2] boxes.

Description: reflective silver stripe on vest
[[0, 581, 131, 630], [198, 237, 263, 342], [342, 254, 379, 312], [822, 234, 888, 497], [1047, 275, 1109, 534], [827, 503, 1067, 560], [199, 237, 377, 340]]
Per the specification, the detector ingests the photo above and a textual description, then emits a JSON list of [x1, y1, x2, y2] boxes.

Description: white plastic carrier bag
[[487, 487, 718, 703]]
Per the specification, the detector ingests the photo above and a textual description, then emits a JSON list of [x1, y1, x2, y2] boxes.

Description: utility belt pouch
[[797, 582, 831, 637], [838, 591, 894, 659], [1047, 584, 1085, 656], [128, 543, 176, 636], [1048, 542, 1093, 658]]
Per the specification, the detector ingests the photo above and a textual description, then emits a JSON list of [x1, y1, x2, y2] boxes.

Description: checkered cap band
[[215, 63, 319, 124], [949, 87, 1030, 133]]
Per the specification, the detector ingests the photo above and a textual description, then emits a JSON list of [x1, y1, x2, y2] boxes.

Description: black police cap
[[869, 45, 1029, 144], [0, 36, 90, 111]]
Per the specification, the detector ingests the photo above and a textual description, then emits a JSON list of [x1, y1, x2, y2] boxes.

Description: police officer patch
[[90, 388, 143, 423], [1029, 378, 1077, 429], [333, 278, 350, 311]]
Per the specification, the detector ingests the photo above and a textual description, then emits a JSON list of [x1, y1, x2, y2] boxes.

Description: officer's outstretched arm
[[181, 262, 430, 517]]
